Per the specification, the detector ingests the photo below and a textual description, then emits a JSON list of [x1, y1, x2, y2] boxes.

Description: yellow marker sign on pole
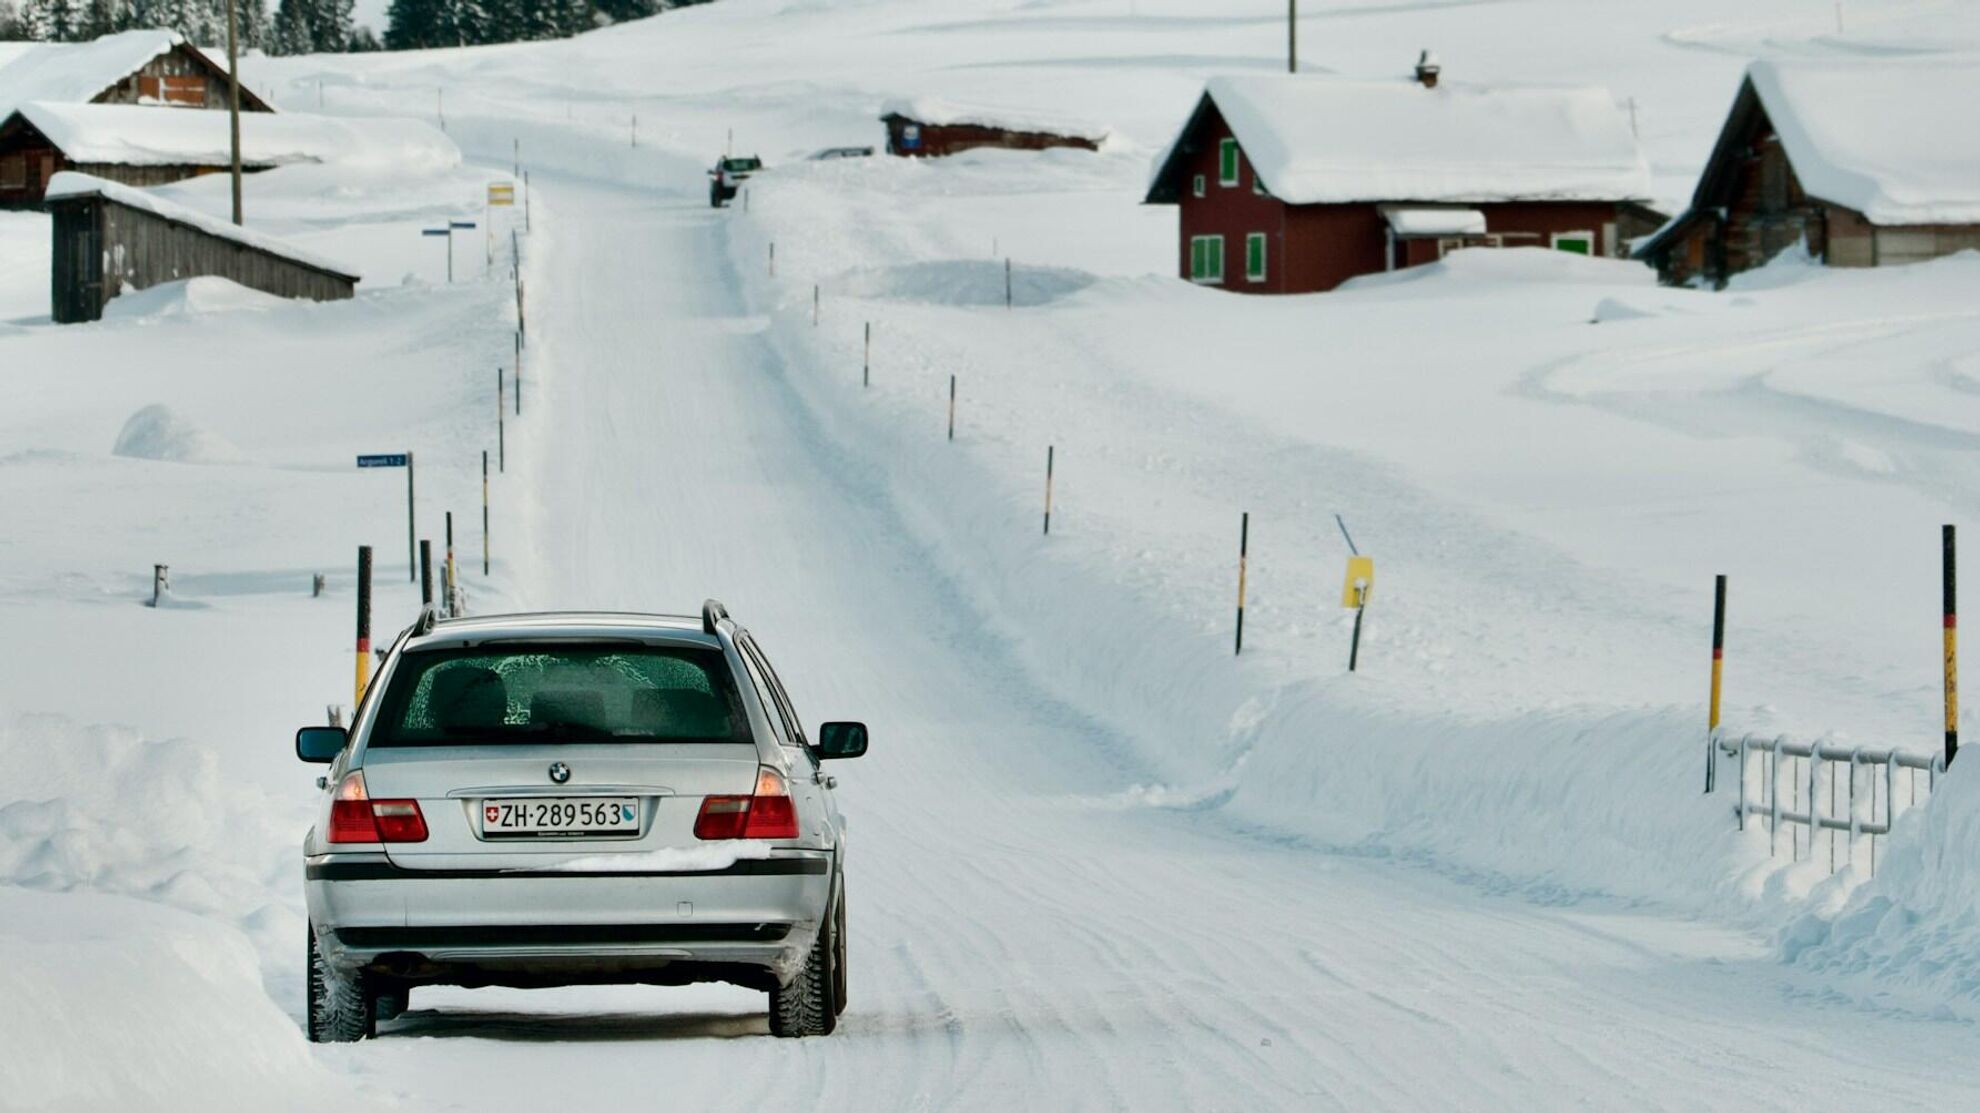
[[487, 183, 516, 206], [1341, 555, 1374, 608]]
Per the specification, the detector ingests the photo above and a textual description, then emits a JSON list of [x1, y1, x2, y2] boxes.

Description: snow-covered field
[[12, 0, 1980, 1107]]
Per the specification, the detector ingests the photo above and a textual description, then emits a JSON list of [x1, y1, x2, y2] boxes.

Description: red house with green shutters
[[1144, 70, 1660, 294]]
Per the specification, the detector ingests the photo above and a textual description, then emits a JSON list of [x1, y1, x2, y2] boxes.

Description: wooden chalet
[[45, 172, 356, 324], [0, 30, 273, 207], [880, 98, 1105, 158], [1144, 68, 1659, 294], [1639, 60, 1980, 287]]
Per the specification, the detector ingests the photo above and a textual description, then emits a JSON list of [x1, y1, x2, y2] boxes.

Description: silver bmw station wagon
[[296, 601, 866, 1041]]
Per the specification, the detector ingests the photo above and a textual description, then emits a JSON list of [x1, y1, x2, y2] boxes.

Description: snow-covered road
[[332, 175, 1980, 1110]]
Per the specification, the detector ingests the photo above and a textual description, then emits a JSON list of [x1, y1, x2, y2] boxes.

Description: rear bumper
[[306, 851, 831, 989]]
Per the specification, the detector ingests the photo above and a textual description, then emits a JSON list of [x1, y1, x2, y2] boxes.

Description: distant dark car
[[807, 147, 874, 161], [710, 156, 762, 207]]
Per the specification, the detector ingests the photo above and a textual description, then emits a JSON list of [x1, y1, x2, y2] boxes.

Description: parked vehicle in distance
[[709, 155, 763, 206], [298, 602, 867, 1041], [807, 146, 875, 161]]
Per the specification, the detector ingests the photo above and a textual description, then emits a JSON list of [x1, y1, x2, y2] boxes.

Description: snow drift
[[111, 403, 244, 464]]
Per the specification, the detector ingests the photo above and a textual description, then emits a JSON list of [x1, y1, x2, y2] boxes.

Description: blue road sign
[[357, 453, 409, 468], [421, 229, 449, 237]]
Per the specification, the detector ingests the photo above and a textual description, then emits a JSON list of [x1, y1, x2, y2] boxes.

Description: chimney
[[1414, 50, 1441, 89]]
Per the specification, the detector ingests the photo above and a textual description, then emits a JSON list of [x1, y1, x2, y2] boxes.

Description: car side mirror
[[817, 721, 868, 760], [296, 725, 347, 764]]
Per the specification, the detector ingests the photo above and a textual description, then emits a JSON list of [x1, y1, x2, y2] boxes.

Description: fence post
[[481, 450, 490, 576], [1945, 523, 1958, 767], [1235, 512, 1249, 656], [445, 512, 457, 617], [515, 332, 523, 413], [948, 375, 956, 440], [813, 284, 819, 327], [1736, 735, 1749, 830], [863, 321, 871, 386], [150, 563, 169, 607], [1807, 743, 1822, 862], [1043, 445, 1055, 535], [354, 545, 372, 707], [1770, 736, 1782, 856], [419, 539, 433, 608], [405, 451, 416, 584], [1707, 574, 1727, 793], [498, 368, 506, 473], [1848, 749, 1862, 868], [1005, 257, 1013, 309]]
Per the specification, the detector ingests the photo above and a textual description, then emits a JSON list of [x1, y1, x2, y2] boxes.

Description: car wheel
[[307, 924, 374, 1043], [768, 908, 837, 1037], [831, 880, 848, 1017]]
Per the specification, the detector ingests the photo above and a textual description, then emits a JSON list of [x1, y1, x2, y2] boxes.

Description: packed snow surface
[[1747, 57, 1980, 225], [1152, 75, 1652, 204], [17, 101, 460, 172]]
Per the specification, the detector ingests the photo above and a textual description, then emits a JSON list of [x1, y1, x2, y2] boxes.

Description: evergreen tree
[[269, 0, 306, 52], [307, 0, 351, 51], [384, 0, 436, 48], [0, 0, 16, 36], [20, 0, 86, 40], [346, 21, 378, 48]]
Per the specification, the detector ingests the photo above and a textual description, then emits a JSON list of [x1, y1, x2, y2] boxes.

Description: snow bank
[[18, 101, 460, 172], [1781, 767, 1980, 1014], [1749, 58, 1980, 226], [831, 259, 1096, 308], [0, 714, 302, 971], [46, 171, 359, 280], [104, 276, 286, 322], [880, 96, 1109, 142], [112, 403, 245, 464], [0, 887, 356, 1111], [1153, 76, 1652, 205]]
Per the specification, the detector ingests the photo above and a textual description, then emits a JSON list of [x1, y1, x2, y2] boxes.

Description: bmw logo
[[548, 761, 571, 785]]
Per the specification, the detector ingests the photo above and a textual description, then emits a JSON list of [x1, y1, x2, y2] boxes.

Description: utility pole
[[226, 0, 242, 225], [1288, 0, 1297, 74]]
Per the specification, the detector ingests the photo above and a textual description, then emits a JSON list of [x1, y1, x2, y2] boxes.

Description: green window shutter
[[1246, 234, 1266, 281], [1207, 236, 1224, 281], [1189, 237, 1204, 278], [1219, 139, 1239, 186]]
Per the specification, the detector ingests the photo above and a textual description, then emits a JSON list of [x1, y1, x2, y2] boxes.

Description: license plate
[[479, 797, 641, 838]]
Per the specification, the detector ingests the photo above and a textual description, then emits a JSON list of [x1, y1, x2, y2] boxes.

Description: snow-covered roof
[[1746, 58, 1980, 226], [1149, 75, 1651, 205], [0, 30, 182, 117], [12, 102, 460, 170], [1381, 206, 1487, 237], [44, 171, 359, 280], [879, 96, 1108, 142]]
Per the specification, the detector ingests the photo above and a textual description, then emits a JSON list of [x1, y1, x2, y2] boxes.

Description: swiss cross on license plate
[[479, 797, 640, 838]]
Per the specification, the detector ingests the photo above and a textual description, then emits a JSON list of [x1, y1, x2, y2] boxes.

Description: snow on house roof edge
[[43, 171, 360, 282], [878, 96, 1109, 142]]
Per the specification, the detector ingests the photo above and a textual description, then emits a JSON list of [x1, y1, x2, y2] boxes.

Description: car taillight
[[695, 767, 799, 840], [325, 771, 428, 844]]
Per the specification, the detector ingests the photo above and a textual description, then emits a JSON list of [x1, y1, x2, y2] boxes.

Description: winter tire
[[307, 924, 375, 1043], [769, 906, 837, 1037], [831, 878, 848, 1017]]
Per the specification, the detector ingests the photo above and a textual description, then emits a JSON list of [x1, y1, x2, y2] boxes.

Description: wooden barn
[[880, 98, 1106, 158], [1, 103, 457, 208], [0, 29, 277, 209], [44, 171, 356, 324], [0, 29, 272, 117], [1144, 71, 1659, 294], [1638, 60, 1980, 287]]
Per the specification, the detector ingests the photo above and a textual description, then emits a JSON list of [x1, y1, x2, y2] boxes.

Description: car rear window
[[367, 643, 752, 747], [723, 157, 761, 172]]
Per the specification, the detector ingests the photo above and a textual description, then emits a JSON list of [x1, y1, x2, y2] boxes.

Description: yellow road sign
[[1341, 555, 1374, 608], [487, 183, 516, 206]]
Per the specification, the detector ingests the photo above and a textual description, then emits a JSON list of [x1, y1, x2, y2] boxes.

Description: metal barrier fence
[[1707, 733, 1944, 876]]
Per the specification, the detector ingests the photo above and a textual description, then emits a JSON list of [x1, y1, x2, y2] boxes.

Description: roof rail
[[412, 604, 439, 637], [702, 598, 730, 635]]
